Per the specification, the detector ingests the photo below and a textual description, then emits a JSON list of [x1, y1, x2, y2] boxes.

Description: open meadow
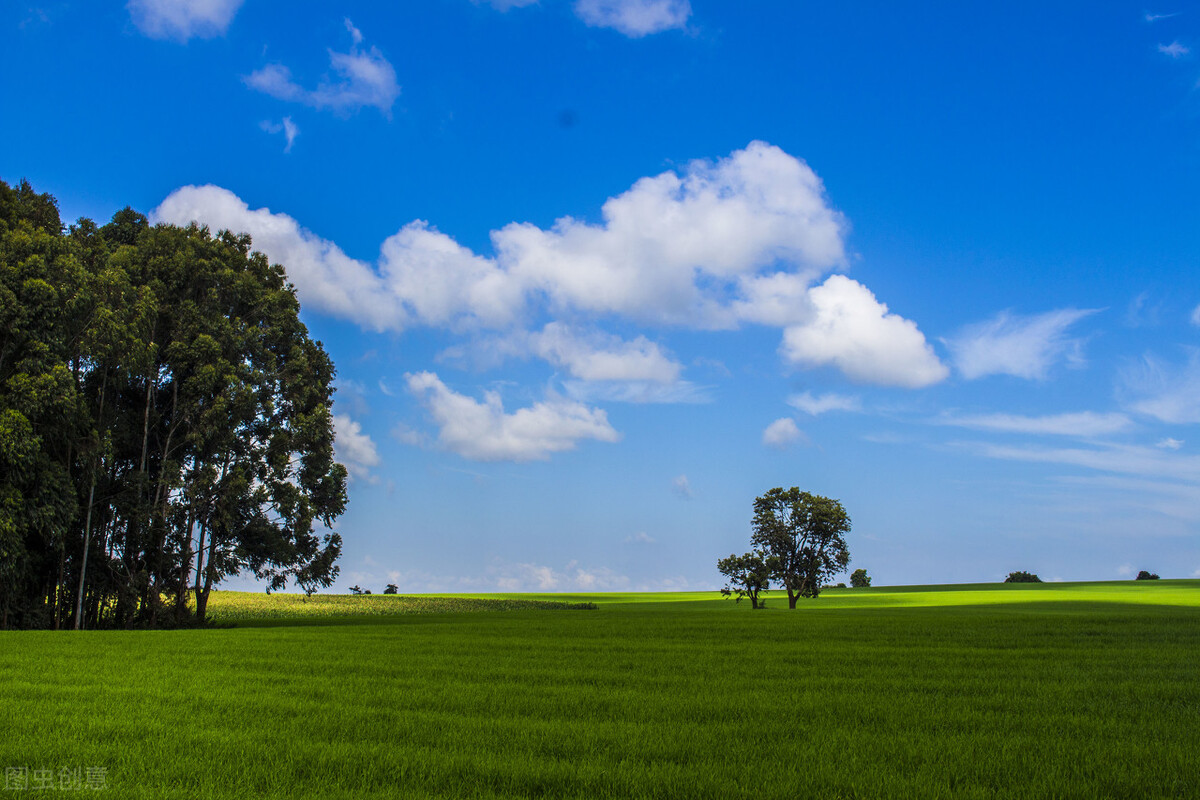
[[3, 581, 1199, 799]]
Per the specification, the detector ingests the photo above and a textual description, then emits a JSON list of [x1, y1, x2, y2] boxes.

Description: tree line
[[0, 179, 347, 629]]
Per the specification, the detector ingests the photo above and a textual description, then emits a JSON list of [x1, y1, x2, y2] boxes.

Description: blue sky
[[4, 1, 1200, 591]]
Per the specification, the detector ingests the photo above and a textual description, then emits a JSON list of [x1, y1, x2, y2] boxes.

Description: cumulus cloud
[[573, 0, 691, 36], [153, 142, 945, 389], [127, 0, 242, 40], [531, 323, 682, 382], [244, 21, 400, 116], [946, 308, 1098, 380], [762, 417, 805, 449], [404, 371, 620, 461], [1122, 352, 1200, 424], [333, 414, 381, 482], [939, 411, 1133, 437], [259, 117, 299, 153], [780, 275, 948, 387], [788, 391, 861, 416]]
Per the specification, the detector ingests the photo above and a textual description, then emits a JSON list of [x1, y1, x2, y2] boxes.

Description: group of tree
[[717, 487, 852, 609], [0, 179, 347, 629], [1135, 571, 1160, 581], [1004, 571, 1042, 583], [349, 584, 399, 595]]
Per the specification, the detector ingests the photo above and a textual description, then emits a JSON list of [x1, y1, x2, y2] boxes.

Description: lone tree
[[717, 552, 771, 609], [751, 488, 851, 608], [384, 583, 398, 594], [1135, 570, 1160, 581], [1004, 571, 1042, 583], [850, 568, 871, 588]]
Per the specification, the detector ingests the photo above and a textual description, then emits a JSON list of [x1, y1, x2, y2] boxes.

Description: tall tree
[[750, 487, 850, 608]]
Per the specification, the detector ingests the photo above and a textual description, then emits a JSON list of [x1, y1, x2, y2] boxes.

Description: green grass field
[[3, 581, 1199, 798]]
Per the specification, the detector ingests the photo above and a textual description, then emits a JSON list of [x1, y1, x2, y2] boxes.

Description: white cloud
[[623, 531, 656, 544], [939, 411, 1133, 437], [489, 560, 631, 592], [1123, 352, 1200, 424], [946, 308, 1097, 380], [153, 143, 946, 389], [573, 0, 691, 36], [788, 391, 861, 416], [1158, 437, 1184, 450], [1117, 564, 1134, 577], [762, 417, 805, 449], [1146, 12, 1180, 22], [492, 141, 846, 326], [561, 379, 710, 405], [332, 414, 381, 482], [481, 0, 539, 9], [259, 117, 299, 153], [966, 440, 1200, 483], [127, 0, 242, 40], [1190, 303, 1200, 326], [1159, 41, 1190, 58], [244, 21, 400, 117], [531, 322, 682, 382], [672, 474, 692, 498], [404, 371, 620, 461], [780, 275, 948, 387]]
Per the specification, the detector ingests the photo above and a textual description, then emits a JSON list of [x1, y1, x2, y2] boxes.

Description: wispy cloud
[[623, 531, 656, 544], [939, 411, 1133, 438], [1158, 40, 1190, 58], [1122, 351, 1200, 424], [762, 417, 806, 449], [128, 0, 243, 41], [573, 0, 691, 37], [1157, 437, 1184, 450], [1145, 11, 1181, 23], [1190, 303, 1200, 326], [788, 391, 861, 416], [672, 474, 692, 499], [259, 117, 299, 152], [945, 308, 1098, 380], [245, 20, 400, 117]]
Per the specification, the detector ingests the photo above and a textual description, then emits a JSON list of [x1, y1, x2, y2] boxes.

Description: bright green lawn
[[3, 581, 1199, 799]]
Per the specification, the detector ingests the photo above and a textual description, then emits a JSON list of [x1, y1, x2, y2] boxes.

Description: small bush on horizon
[[1004, 571, 1042, 583], [384, 584, 399, 594], [1136, 571, 1160, 581]]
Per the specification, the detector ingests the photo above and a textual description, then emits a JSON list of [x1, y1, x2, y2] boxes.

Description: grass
[[3, 580, 1199, 798]]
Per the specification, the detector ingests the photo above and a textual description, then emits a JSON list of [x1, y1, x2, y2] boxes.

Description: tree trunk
[[787, 589, 797, 609]]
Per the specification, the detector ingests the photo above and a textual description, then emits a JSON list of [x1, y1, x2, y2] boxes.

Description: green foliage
[[0, 178, 348, 629], [850, 568, 871, 588], [750, 487, 851, 608], [717, 551, 771, 609], [1004, 571, 1043, 583], [1136, 570, 1160, 581], [383, 583, 398, 594]]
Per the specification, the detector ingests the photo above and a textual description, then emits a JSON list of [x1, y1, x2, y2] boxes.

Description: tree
[[384, 583, 398, 594], [1135, 571, 1160, 581], [850, 568, 871, 588], [1004, 571, 1042, 583], [348, 585, 364, 595], [717, 552, 771, 609], [0, 179, 348, 629], [751, 488, 851, 608]]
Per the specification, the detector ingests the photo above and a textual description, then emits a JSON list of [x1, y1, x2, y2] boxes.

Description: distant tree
[[751, 488, 851, 608], [1135, 571, 1160, 581], [384, 583, 398, 594], [850, 568, 871, 588], [363, 589, 372, 594], [1004, 571, 1042, 583], [348, 585, 364, 595], [717, 552, 771, 609]]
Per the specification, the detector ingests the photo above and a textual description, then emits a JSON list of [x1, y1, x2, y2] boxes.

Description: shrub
[[1135, 571, 1160, 581], [850, 568, 871, 588], [1004, 571, 1042, 583], [384, 584, 399, 594]]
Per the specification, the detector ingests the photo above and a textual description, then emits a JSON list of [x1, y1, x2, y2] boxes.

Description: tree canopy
[[0, 178, 347, 629], [750, 488, 851, 608]]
